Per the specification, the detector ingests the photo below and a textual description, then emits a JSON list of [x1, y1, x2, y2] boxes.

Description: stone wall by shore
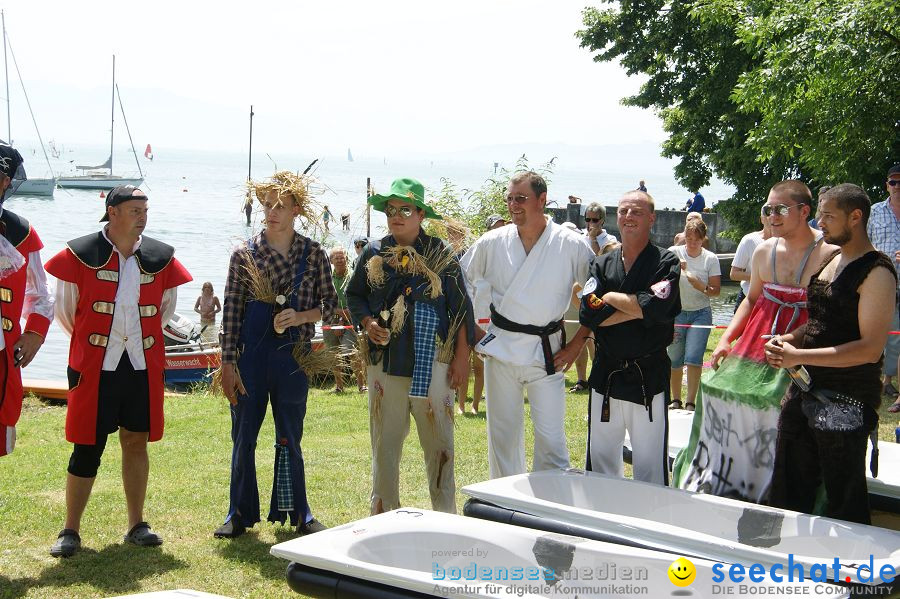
[[549, 204, 737, 253]]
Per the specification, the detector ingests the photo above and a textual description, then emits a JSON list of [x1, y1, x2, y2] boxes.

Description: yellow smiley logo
[[667, 557, 696, 587]]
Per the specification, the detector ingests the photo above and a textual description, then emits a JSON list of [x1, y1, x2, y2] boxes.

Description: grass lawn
[[2, 335, 898, 598]]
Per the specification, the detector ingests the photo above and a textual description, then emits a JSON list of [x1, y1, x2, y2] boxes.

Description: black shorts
[[96, 353, 150, 436]]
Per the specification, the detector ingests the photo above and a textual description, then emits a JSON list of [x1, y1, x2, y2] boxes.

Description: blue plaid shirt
[[867, 198, 900, 288], [346, 231, 474, 378]]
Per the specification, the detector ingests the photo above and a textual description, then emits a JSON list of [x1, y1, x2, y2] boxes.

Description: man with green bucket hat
[[347, 177, 474, 514]]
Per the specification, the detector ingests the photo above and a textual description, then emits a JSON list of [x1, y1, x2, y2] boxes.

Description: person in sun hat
[[45, 184, 192, 557], [485, 214, 506, 231], [346, 177, 474, 514], [0, 142, 54, 459], [215, 171, 337, 539]]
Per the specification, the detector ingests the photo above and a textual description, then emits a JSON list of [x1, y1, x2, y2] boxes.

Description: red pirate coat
[[0, 210, 51, 430], [45, 232, 192, 445]]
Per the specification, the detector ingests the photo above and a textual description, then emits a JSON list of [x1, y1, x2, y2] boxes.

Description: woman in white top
[[667, 219, 721, 410]]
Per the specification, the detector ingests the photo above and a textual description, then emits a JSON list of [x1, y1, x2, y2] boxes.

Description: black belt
[[489, 304, 566, 376], [601, 352, 665, 422]]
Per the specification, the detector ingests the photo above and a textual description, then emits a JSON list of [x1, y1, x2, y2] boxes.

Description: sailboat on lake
[[2, 11, 56, 196], [57, 55, 144, 190]]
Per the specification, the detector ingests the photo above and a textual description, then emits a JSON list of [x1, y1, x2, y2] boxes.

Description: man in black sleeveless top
[[764, 184, 896, 524]]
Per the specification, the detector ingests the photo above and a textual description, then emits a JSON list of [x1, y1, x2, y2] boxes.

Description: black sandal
[[569, 380, 589, 393], [50, 528, 81, 558], [669, 399, 683, 410], [684, 401, 696, 412], [124, 522, 163, 547]]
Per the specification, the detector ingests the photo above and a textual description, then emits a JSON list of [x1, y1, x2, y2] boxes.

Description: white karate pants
[[587, 390, 669, 485], [483, 357, 569, 478]]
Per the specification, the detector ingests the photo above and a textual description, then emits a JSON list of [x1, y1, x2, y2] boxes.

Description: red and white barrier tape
[[477, 318, 900, 334]]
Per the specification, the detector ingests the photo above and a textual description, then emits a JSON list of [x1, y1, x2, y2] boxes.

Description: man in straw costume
[[0, 143, 54, 459], [46, 185, 192, 557], [215, 171, 337, 538], [346, 178, 474, 514], [462, 171, 594, 478], [672, 180, 834, 502]]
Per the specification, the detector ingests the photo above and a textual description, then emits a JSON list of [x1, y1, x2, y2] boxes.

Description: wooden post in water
[[366, 176, 371, 237]]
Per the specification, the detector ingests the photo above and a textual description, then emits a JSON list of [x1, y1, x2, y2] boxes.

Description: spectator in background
[[485, 214, 507, 231], [667, 218, 721, 410], [867, 164, 900, 409], [730, 207, 773, 313], [584, 202, 617, 255], [568, 195, 582, 204], [352, 237, 368, 269], [673, 212, 710, 249], [684, 191, 705, 213], [637, 180, 647, 193], [324, 247, 366, 393], [194, 282, 222, 342], [243, 198, 253, 226]]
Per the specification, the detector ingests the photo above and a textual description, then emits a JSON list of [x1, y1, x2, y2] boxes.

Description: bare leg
[[670, 369, 683, 405], [575, 345, 589, 382], [120, 428, 150, 529], [458, 361, 471, 413], [333, 367, 345, 391], [685, 365, 702, 405], [63, 474, 96, 532], [471, 354, 484, 412]]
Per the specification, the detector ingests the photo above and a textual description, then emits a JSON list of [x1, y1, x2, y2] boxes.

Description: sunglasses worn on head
[[584, 217, 603, 223], [888, 180, 900, 187], [385, 205, 414, 218], [762, 203, 804, 217]]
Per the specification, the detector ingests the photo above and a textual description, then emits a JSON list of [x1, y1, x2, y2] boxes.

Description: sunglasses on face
[[584, 217, 603, 223], [762, 203, 804, 217], [888, 180, 900, 187], [385, 205, 414, 218]]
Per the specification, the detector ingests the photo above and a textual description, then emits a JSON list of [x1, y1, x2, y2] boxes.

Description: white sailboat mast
[[110, 55, 115, 175]]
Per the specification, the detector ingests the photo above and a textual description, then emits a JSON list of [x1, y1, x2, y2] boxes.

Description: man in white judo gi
[[462, 171, 594, 478]]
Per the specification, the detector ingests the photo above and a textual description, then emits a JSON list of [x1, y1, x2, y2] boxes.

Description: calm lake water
[[7, 145, 737, 381]]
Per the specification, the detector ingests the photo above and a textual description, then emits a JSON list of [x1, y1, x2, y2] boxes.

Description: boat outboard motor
[[0, 142, 25, 203], [163, 312, 202, 349]]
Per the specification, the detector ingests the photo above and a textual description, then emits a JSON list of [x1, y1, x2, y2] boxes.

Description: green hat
[[368, 178, 442, 220]]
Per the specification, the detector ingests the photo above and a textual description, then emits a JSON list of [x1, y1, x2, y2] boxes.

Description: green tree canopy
[[577, 0, 900, 237]]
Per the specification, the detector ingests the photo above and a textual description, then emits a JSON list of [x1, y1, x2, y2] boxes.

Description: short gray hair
[[584, 202, 605, 222]]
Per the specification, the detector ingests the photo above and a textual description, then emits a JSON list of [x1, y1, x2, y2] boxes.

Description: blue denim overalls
[[225, 241, 314, 528]]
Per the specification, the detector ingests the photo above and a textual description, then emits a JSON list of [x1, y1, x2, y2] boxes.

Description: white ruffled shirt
[[55, 227, 177, 371], [0, 214, 54, 351]]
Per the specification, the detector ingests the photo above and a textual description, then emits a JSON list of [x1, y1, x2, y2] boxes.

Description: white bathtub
[[462, 469, 900, 587], [270, 509, 847, 598]]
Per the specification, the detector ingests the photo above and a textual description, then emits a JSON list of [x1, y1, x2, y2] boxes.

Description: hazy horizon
[[2, 1, 666, 157]]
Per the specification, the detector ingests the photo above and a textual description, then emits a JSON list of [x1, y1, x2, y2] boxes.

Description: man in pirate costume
[[765, 184, 895, 524], [574, 190, 681, 485], [672, 180, 835, 502], [462, 171, 593, 478], [215, 171, 337, 538], [346, 178, 474, 514], [0, 143, 54, 458], [46, 185, 192, 557]]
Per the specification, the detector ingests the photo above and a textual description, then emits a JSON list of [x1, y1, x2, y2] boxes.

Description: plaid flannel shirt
[[221, 232, 337, 364], [867, 198, 900, 289]]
